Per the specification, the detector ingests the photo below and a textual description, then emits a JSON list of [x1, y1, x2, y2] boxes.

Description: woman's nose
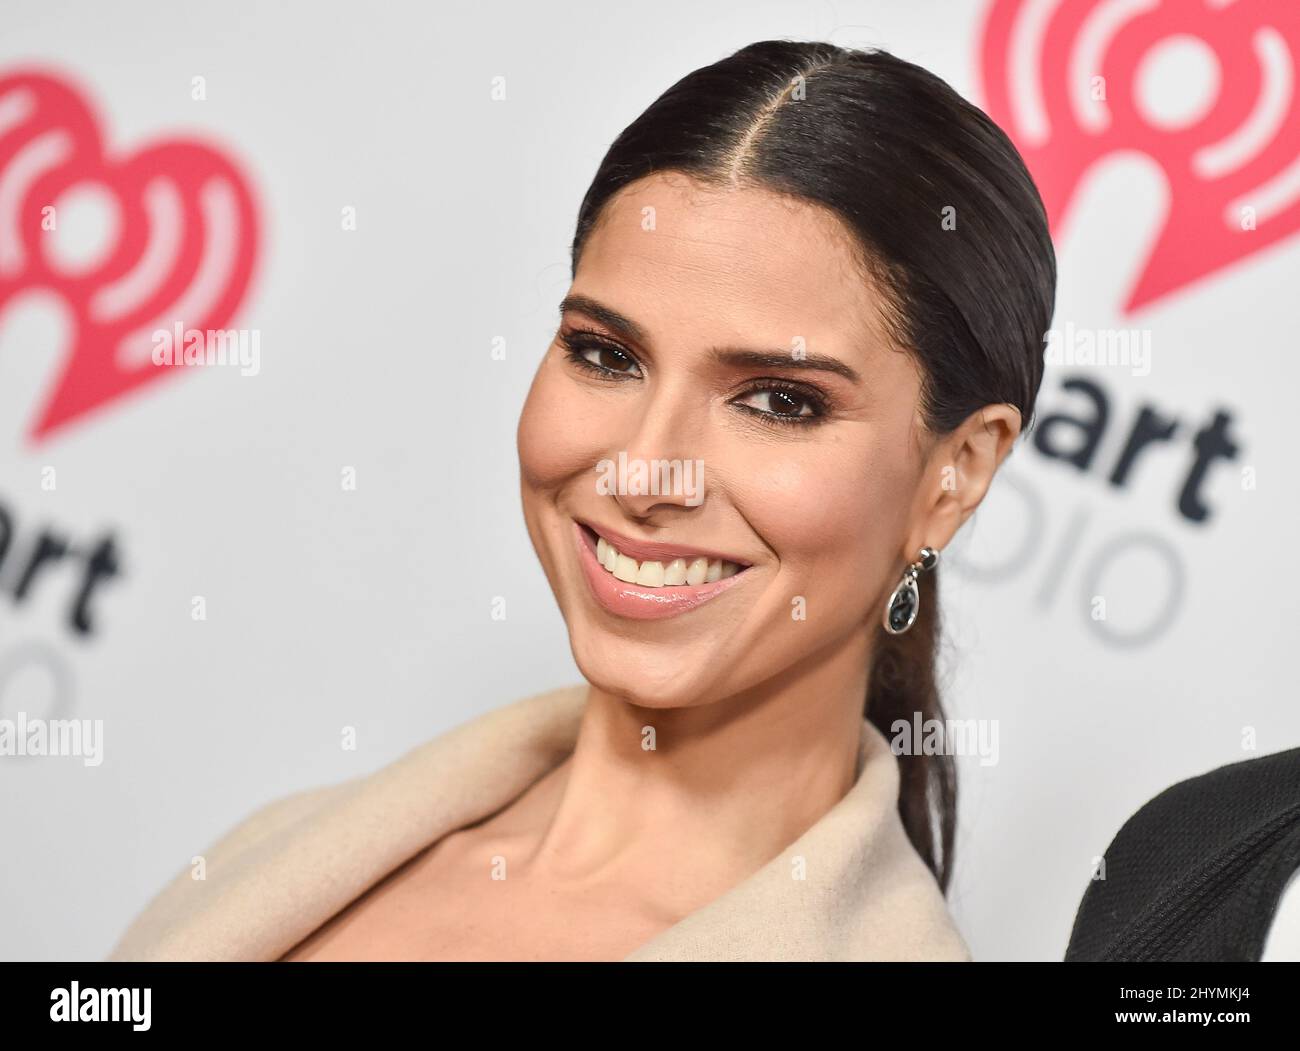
[[602, 387, 708, 519]]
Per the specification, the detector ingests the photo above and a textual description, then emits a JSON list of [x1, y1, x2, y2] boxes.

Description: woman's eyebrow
[[709, 347, 862, 383], [558, 294, 647, 343], [558, 293, 862, 383]]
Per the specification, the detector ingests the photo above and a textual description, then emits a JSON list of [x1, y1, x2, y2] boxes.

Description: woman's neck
[[496, 626, 875, 920]]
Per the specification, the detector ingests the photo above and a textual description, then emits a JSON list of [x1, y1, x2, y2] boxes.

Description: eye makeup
[[558, 329, 642, 378], [557, 327, 836, 429]]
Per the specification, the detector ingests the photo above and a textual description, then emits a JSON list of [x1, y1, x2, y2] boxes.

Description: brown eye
[[561, 332, 644, 378], [589, 345, 639, 374], [735, 388, 816, 418]]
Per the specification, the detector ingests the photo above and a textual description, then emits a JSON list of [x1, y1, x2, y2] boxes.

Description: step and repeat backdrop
[[1, 0, 1296, 960]]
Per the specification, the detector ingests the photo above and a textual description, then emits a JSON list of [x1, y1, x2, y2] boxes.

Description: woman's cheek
[[738, 448, 906, 578], [517, 357, 615, 489]]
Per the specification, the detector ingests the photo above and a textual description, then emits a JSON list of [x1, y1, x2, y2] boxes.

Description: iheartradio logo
[[979, 0, 1300, 313], [0, 69, 259, 443]]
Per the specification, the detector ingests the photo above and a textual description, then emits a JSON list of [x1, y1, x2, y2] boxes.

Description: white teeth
[[635, 560, 665, 586], [590, 533, 743, 588], [664, 558, 687, 586], [613, 553, 639, 583], [685, 557, 708, 585]]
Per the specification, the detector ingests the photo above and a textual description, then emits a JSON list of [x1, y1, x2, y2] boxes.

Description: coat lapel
[[108, 683, 969, 961], [623, 714, 972, 960], [108, 685, 588, 961]]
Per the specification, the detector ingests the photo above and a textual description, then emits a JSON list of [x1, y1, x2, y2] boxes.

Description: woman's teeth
[[595, 535, 741, 588]]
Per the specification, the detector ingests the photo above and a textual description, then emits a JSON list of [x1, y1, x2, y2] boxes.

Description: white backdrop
[[1, 0, 1296, 961]]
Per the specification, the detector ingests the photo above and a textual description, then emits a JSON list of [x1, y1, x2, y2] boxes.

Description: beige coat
[[106, 684, 972, 961]]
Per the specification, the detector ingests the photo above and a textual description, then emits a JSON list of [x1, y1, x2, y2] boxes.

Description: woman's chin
[[570, 645, 718, 709]]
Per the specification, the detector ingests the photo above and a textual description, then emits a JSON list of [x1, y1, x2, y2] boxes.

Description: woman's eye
[[734, 388, 819, 419], [564, 335, 643, 378], [588, 345, 641, 375]]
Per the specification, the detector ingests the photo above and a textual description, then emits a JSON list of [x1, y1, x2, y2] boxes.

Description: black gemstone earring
[[882, 546, 939, 635]]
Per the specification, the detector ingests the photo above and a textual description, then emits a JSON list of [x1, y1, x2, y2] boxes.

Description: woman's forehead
[[575, 173, 890, 358]]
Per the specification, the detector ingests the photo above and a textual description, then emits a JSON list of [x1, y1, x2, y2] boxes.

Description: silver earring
[[883, 546, 939, 635]]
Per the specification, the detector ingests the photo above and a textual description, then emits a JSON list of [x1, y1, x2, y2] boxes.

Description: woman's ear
[[904, 403, 1023, 557]]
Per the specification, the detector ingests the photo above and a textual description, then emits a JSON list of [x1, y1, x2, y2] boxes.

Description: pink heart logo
[[0, 68, 260, 442], [979, 0, 1300, 314]]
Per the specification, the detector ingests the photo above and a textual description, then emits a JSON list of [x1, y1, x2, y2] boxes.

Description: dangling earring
[[882, 546, 939, 635]]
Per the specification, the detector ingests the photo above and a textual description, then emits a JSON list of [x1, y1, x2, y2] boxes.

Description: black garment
[[1065, 745, 1300, 961]]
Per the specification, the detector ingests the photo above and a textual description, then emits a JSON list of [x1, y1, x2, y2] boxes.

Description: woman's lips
[[575, 517, 752, 567], [571, 520, 751, 620]]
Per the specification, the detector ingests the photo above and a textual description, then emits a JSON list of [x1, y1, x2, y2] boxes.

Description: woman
[[108, 39, 1055, 962]]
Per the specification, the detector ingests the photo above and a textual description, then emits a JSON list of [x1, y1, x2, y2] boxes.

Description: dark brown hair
[[568, 40, 1057, 892]]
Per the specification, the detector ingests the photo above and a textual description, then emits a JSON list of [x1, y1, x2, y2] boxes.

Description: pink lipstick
[[571, 520, 752, 620]]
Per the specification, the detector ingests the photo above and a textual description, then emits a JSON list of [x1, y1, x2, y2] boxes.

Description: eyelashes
[[559, 331, 643, 379], [730, 382, 827, 424], [557, 329, 832, 428]]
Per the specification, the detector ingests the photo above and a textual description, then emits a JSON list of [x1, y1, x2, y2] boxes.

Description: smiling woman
[[107, 39, 1055, 963]]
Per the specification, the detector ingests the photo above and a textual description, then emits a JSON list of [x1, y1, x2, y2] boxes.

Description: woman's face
[[517, 170, 974, 708]]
